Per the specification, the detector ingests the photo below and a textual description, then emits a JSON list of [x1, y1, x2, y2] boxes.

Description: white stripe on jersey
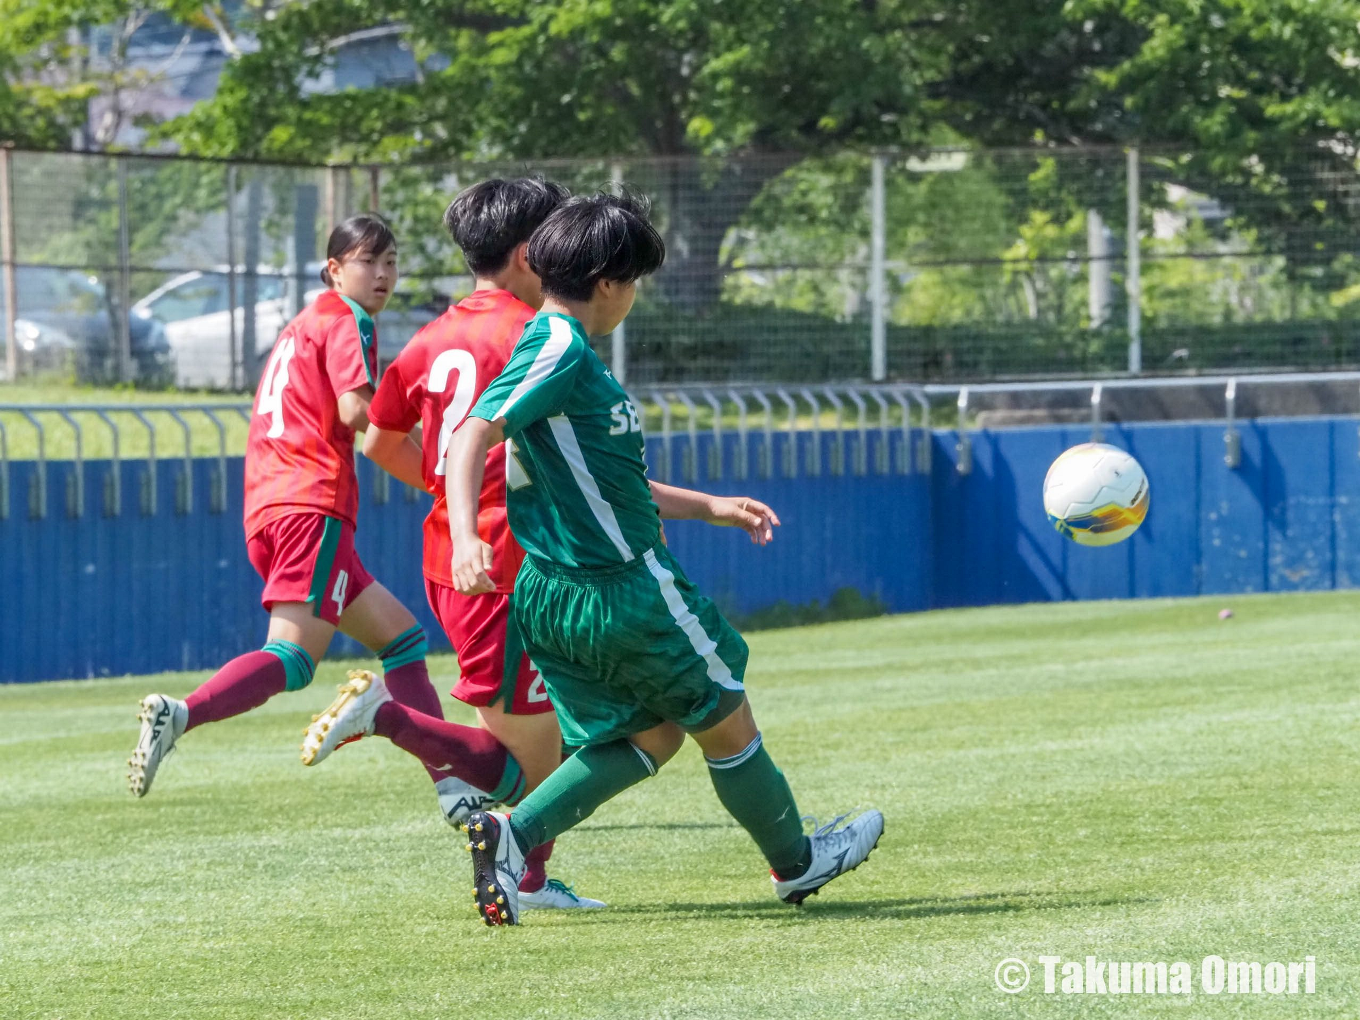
[[547, 415, 634, 561], [642, 548, 744, 691], [491, 316, 573, 423]]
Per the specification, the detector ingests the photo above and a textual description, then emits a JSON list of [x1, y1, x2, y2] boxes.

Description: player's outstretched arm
[[648, 480, 780, 546], [361, 425, 426, 492], [446, 416, 506, 594]]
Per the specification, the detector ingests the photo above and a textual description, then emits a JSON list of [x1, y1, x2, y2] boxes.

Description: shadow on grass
[[574, 821, 739, 832], [556, 889, 1157, 924]]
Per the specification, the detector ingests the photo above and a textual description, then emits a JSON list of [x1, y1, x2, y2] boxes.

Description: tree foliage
[[2, 0, 1359, 375]]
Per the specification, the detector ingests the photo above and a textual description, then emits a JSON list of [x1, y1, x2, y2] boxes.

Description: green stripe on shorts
[[308, 517, 342, 616]]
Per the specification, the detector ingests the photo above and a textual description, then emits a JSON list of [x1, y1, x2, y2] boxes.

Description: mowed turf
[[4, 592, 1360, 1019]]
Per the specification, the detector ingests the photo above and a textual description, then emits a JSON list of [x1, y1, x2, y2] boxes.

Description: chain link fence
[[2, 145, 1358, 390]]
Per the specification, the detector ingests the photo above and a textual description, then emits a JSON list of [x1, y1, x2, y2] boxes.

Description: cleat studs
[[460, 824, 469, 833], [477, 841, 487, 851], [465, 843, 473, 852], [496, 896, 504, 905], [500, 910, 507, 920], [487, 884, 495, 893], [474, 823, 484, 832]]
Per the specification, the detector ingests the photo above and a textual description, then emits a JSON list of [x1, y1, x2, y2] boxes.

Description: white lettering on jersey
[[258, 334, 297, 439], [428, 349, 478, 477], [608, 400, 642, 436], [505, 438, 532, 490]]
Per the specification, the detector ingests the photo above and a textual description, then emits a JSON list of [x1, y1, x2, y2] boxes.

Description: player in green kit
[[444, 191, 884, 926]]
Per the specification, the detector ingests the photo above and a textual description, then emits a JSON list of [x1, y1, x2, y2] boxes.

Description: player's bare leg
[[128, 603, 330, 797], [691, 699, 883, 905], [477, 702, 561, 794], [267, 602, 342, 665]]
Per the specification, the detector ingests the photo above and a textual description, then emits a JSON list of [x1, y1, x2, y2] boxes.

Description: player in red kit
[[130, 216, 532, 824], [300, 179, 604, 910]]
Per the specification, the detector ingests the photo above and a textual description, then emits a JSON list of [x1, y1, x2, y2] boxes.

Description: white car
[[134, 267, 453, 390]]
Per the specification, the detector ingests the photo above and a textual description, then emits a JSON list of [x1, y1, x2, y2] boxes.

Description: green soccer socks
[[509, 738, 658, 853], [706, 733, 812, 879]]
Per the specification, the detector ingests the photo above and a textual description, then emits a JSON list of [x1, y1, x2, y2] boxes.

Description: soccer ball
[[1043, 443, 1149, 547]]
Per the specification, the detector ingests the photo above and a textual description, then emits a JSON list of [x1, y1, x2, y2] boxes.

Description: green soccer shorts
[[512, 542, 749, 747]]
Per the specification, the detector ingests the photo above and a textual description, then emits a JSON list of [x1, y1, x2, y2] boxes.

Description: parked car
[[134, 267, 454, 389], [3, 267, 171, 384], [134, 269, 292, 389]]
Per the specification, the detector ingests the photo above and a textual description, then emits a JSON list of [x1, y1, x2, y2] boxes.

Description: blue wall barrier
[[929, 417, 1360, 608], [0, 431, 929, 682], [3, 416, 1356, 682]]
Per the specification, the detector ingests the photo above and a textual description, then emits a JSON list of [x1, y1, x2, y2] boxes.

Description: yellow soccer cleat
[[299, 670, 392, 766]]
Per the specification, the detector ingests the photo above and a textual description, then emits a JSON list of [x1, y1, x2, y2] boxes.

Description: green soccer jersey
[[468, 311, 661, 568]]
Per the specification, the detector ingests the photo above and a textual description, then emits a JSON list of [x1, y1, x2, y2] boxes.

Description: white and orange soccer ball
[[1043, 442, 1149, 547]]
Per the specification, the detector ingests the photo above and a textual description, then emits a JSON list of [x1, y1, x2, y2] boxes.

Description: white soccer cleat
[[464, 810, 525, 926], [771, 809, 884, 905], [300, 670, 392, 766], [434, 776, 498, 827], [518, 878, 606, 911], [127, 694, 188, 797]]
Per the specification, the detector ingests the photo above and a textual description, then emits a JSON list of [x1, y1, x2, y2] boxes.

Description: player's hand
[[451, 539, 496, 595], [705, 496, 780, 546]]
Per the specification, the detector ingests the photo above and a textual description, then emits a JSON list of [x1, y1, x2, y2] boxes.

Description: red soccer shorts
[[247, 513, 375, 625], [425, 579, 552, 716]]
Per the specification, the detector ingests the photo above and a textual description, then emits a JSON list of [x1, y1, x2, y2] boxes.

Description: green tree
[[158, 0, 938, 311], [0, 1, 251, 148], [6, 0, 1360, 379]]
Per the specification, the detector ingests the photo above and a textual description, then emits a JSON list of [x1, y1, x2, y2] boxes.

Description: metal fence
[[2, 145, 1359, 390], [11, 373, 1360, 520]]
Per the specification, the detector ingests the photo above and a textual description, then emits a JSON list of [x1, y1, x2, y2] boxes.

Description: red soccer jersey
[[367, 289, 533, 592], [243, 290, 379, 539]]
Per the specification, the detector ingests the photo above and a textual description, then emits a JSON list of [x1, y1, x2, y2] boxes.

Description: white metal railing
[[927, 371, 1360, 475], [0, 403, 250, 519], [5, 371, 1360, 517]]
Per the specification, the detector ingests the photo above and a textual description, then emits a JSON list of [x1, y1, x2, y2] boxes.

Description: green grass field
[[5, 591, 1360, 1018]]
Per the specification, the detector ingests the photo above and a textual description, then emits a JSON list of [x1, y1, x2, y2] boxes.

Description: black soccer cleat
[[464, 810, 526, 926]]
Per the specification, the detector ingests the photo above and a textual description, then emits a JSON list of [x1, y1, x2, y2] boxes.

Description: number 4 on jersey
[[258, 334, 297, 438]]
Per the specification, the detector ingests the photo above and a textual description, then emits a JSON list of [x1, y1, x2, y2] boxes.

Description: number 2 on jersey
[[257, 334, 296, 438], [429, 349, 477, 477]]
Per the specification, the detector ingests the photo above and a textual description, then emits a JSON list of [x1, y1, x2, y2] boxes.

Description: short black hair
[[443, 177, 570, 275], [527, 191, 666, 302], [320, 214, 396, 286]]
